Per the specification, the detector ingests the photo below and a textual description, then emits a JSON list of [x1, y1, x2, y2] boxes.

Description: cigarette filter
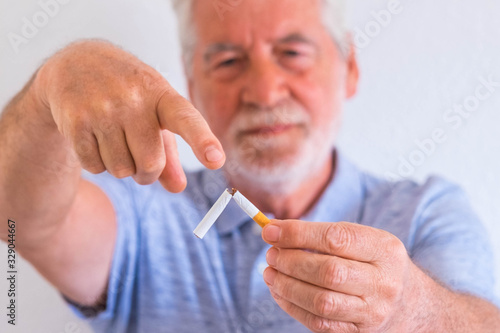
[[193, 189, 233, 239], [232, 190, 271, 228]]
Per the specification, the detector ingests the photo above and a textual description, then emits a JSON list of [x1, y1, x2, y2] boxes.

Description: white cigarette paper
[[232, 191, 259, 218], [194, 188, 271, 239], [193, 189, 232, 239], [232, 190, 270, 228]]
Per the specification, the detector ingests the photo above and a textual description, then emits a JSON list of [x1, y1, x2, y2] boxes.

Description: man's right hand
[[34, 39, 225, 192], [0, 39, 225, 307]]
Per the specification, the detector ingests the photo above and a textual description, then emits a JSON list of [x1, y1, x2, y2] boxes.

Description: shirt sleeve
[[63, 171, 142, 332], [410, 177, 499, 307]]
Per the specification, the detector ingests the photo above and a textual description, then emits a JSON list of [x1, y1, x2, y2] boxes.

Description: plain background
[[1, 0, 499, 332]]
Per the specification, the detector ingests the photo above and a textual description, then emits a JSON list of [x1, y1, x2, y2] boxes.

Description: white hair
[[170, 0, 349, 75]]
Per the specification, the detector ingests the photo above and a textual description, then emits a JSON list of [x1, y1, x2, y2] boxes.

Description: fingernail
[[266, 247, 278, 266], [263, 267, 277, 286], [205, 147, 224, 162], [263, 225, 281, 242]]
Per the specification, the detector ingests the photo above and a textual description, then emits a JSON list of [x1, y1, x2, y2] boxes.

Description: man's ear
[[345, 40, 359, 99]]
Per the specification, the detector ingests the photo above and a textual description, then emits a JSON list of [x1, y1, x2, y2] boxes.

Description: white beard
[[223, 101, 339, 195]]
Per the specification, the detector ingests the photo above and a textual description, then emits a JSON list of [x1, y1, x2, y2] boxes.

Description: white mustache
[[229, 103, 310, 133]]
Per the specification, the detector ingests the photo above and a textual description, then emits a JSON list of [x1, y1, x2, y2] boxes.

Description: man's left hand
[[261, 220, 425, 332]]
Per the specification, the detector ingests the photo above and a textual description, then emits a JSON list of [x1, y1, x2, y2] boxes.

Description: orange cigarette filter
[[231, 189, 270, 228]]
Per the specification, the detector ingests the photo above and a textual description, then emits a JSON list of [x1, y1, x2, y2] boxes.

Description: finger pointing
[[156, 90, 225, 170]]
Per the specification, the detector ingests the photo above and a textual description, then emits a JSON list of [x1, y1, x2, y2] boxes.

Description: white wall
[[0, 0, 498, 332]]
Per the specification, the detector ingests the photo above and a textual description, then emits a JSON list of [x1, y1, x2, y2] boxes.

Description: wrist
[[402, 263, 451, 332]]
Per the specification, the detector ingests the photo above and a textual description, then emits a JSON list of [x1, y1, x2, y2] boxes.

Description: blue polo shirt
[[70, 152, 498, 332]]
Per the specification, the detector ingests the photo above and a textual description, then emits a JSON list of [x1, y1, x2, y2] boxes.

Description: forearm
[[436, 290, 500, 332], [0, 70, 81, 250], [20, 179, 117, 306], [411, 265, 500, 332], [452, 294, 500, 332], [0, 72, 116, 305]]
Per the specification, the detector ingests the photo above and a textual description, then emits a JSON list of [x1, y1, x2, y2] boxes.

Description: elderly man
[[0, 0, 499, 332]]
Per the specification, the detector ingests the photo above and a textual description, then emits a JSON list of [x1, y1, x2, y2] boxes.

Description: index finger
[[262, 220, 403, 263], [156, 89, 225, 170]]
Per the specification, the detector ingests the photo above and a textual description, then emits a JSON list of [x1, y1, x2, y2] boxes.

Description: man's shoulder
[[362, 171, 465, 212], [335, 153, 466, 221], [358, 167, 474, 238]]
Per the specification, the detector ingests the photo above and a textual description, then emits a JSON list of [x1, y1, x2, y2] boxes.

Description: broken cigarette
[[193, 189, 233, 239], [193, 188, 271, 239], [231, 189, 271, 228]]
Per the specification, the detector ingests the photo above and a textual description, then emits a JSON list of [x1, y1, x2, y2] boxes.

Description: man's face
[[188, 0, 358, 192]]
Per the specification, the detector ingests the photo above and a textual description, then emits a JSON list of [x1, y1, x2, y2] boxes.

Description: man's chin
[[235, 144, 302, 171], [224, 149, 312, 195]]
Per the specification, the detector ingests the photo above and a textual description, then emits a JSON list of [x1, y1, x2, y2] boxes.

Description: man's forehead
[[192, 0, 324, 44]]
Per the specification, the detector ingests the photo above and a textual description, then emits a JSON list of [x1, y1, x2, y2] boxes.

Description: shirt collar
[[199, 150, 366, 236], [302, 150, 366, 224]]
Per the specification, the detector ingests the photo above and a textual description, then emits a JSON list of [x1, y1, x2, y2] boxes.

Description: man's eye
[[217, 58, 238, 68], [279, 47, 314, 72], [283, 50, 301, 57]]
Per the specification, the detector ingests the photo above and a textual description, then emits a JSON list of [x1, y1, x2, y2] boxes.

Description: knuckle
[[99, 91, 143, 113], [297, 252, 316, 276], [270, 290, 282, 302], [313, 291, 336, 317], [372, 263, 404, 304], [273, 275, 291, 299], [132, 175, 157, 186], [171, 105, 200, 124], [109, 165, 135, 179], [136, 156, 165, 176], [62, 152, 81, 169], [321, 321, 358, 333], [375, 232, 407, 265], [74, 138, 96, 157], [322, 258, 348, 288], [381, 278, 404, 305], [324, 223, 352, 254], [96, 117, 120, 135], [133, 173, 159, 186], [369, 303, 390, 329], [168, 108, 209, 139], [387, 236, 406, 259], [77, 150, 105, 174], [65, 115, 92, 139], [142, 70, 167, 93], [307, 313, 330, 332], [123, 86, 145, 108], [84, 162, 106, 174]]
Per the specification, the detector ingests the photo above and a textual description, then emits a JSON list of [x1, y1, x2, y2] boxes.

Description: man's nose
[[241, 58, 289, 108]]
